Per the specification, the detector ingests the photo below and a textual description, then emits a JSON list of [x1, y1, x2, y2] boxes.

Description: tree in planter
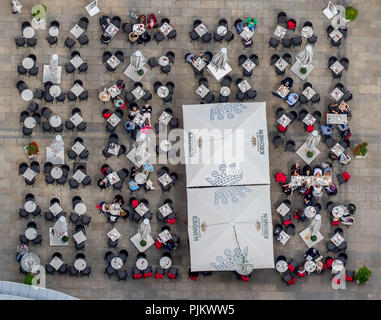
[[300, 67, 307, 74], [140, 239, 147, 247], [24, 274, 34, 285], [62, 235, 68, 242], [310, 235, 317, 241], [355, 266, 371, 284], [345, 6, 358, 22], [307, 151, 314, 158], [354, 142, 368, 157], [137, 69, 144, 76]]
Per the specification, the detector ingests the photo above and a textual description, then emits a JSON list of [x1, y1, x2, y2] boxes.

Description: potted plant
[[31, 5, 47, 22], [62, 235, 68, 242], [354, 142, 368, 159], [24, 141, 39, 159], [310, 235, 317, 241], [300, 67, 307, 74], [140, 239, 147, 247], [355, 266, 371, 284], [137, 69, 144, 76], [23, 274, 34, 285], [306, 151, 314, 158], [345, 6, 358, 22]]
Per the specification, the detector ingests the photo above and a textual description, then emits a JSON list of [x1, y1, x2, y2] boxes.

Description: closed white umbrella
[[49, 135, 64, 153], [130, 50, 147, 69], [306, 130, 321, 151], [211, 47, 228, 70], [53, 216, 68, 238], [138, 218, 151, 241], [309, 214, 321, 235], [296, 44, 313, 67]]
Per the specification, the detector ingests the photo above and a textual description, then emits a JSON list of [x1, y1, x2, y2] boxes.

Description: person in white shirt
[[12, 0, 22, 14]]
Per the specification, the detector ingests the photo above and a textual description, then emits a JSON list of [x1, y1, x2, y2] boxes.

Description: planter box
[[24, 146, 38, 159], [355, 154, 367, 159]]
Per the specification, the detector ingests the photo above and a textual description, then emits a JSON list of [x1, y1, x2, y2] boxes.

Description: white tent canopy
[[187, 185, 274, 272], [183, 102, 270, 187]]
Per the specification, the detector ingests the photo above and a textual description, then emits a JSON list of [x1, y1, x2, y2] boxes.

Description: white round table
[[304, 206, 316, 218], [332, 205, 345, 218], [111, 257, 123, 270], [25, 228, 37, 240], [157, 86, 169, 98], [275, 260, 288, 273], [24, 200, 37, 213], [51, 167, 63, 179], [23, 27, 35, 39], [21, 252, 40, 272], [74, 258, 87, 271], [133, 24, 145, 35], [135, 172, 147, 185], [159, 256, 172, 269], [136, 258, 148, 271], [24, 117, 36, 129], [22, 57, 34, 70], [49, 26, 59, 37], [21, 89, 33, 102], [301, 26, 313, 38], [304, 260, 317, 273], [49, 85, 61, 97], [49, 115, 62, 128], [74, 203, 87, 215], [160, 140, 172, 152], [220, 86, 231, 97], [217, 25, 227, 36], [159, 56, 169, 66]]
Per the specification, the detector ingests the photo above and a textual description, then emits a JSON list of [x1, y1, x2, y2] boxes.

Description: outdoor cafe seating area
[[14, 2, 359, 290]]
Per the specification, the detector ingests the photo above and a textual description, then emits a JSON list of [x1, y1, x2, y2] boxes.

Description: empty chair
[[111, 16, 121, 28], [122, 22, 132, 33], [115, 50, 124, 63], [277, 12, 288, 24], [15, 37, 25, 48], [269, 37, 280, 49], [238, 54, 247, 66], [312, 110, 322, 123], [292, 36, 302, 47], [148, 57, 159, 69], [27, 38, 37, 48], [282, 37, 292, 48], [189, 30, 200, 41], [282, 53, 292, 65], [311, 93, 320, 105], [154, 31, 165, 43], [270, 54, 280, 66], [64, 37, 75, 49], [299, 109, 308, 121], [273, 135, 284, 150], [78, 17, 89, 30], [340, 57, 349, 70], [17, 80, 28, 93], [284, 140, 295, 152]]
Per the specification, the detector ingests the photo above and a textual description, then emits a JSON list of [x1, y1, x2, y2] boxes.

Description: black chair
[[148, 57, 159, 69], [311, 94, 320, 105], [299, 109, 308, 121], [111, 16, 121, 28], [312, 111, 322, 123], [17, 80, 28, 93], [65, 63, 75, 74], [46, 36, 57, 46], [284, 140, 295, 152], [277, 12, 288, 24], [282, 53, 292, 65], [78, 17, 89, 30], [270, 54, 280, 66], [307, 35, 318, 45], [269, 37, 280, 49], [272, 135, 284, 150], [27, 38, 37, 48], [189, 30, 200, 41], [292, 36, 302, 47], [15, 37, 25, 48], [17, 65, 27, 75], [154, 31, 165, 43], [282, 38, 292, 48], [331, 38, 342, 47], [224, 31, 234, 43], [64, 37, 75, 49], [122, 22, 132, 33], [34, 89, 44, 100], [166, 51, 175, 64], [340, 57, 349, 70], [201, 32, 212, 43]]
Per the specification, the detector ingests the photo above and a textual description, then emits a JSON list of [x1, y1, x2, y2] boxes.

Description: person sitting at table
[[325, 181, 337, 196], [128, 32, 139, 43], [282, 183, 294, 196], [304, 191, 314, 206], [146, 13, 158, 29], [299, 181, 309, 195], [100, 15, 111, 31], [236, 20, 249, 34], [293, 208, 307, 222], [128, 180, 140, 191], [16, 244, 28, 262], [339, 152, 351, 165], [245, 17, 258, 32], [164, 238, 179, 253], [302, 165, 312, 176], [185, 53, 196, 64], [141, 103, 152, 120], [128, 103, 139, 120], [124, 120, 136, 134], [113, 96, 125, 109], [286, 92, 299, 107], [321, 124, 333, 136], [291, 163, 301, 176], [113, 195, 125, 206], [200, 52, 212, 63], [324, 166, 333, 177], [130, 165, 140, 178], [138, 31, 151, 44], [328, 151, 339, 161], [143, 161, 153, 174], [101, 202, 112, 214], [338, 101, 350, 114], [312, 184, 323, 198], [304, 248, 320, 261], [98, 178, 110, 189], [338, 124, 351, 139], [313, 167, 323, 176], [328, 102, 339, 114]]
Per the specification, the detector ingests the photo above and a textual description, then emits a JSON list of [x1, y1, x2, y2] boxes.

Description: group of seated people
[[127, 13, 158, 43], [185, 51, 212, 65], [124, 103, 153, 140], [272, 77, 299, 107], [235, 17, 258, 46], [281, 162, 337, 200], [97, 195, 128, 223]]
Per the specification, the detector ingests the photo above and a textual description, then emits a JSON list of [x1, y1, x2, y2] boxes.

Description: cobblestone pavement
[[0, 0, 380, 300]]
